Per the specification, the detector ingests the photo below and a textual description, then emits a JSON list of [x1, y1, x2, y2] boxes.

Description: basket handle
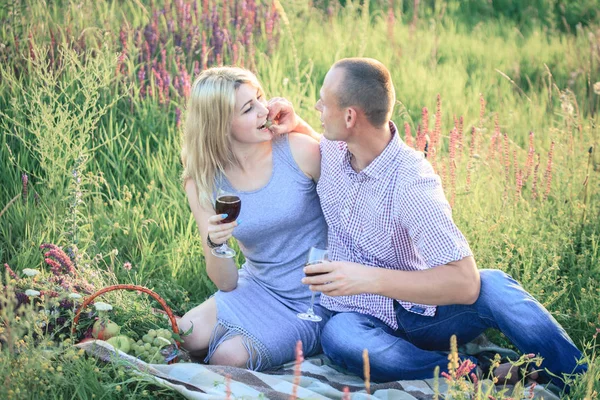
[[72, 284, 181, 358]]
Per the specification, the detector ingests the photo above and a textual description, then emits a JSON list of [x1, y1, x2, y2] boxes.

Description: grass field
[[1, 0, 599, 398]]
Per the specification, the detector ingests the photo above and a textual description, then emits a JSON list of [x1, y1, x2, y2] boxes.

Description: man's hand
[[267, 97, 299, 135], [302, 261, 376, 297]]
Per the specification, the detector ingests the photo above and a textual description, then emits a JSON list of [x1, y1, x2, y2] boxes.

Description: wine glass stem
[[307, 291, 317, 314]]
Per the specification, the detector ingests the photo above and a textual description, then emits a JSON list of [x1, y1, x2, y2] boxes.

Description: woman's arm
[[288, 133, 322, 181], [267, 97, 321, 142], [184, 179, 239, 291]]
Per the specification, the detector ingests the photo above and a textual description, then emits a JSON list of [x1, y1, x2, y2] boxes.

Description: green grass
[[1, 0, 599, 398]]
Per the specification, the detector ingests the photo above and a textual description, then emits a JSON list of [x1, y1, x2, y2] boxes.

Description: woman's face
[[230, 83, 271, 145]]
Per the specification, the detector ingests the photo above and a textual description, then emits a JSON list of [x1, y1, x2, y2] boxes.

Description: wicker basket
[[72, 284, 181, 364]]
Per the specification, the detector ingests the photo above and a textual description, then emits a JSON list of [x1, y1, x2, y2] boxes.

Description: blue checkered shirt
[[317, 122, 473, 329]]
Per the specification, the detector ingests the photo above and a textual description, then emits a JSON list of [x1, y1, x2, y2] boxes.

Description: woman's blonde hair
[[181, 66, 263, 207]]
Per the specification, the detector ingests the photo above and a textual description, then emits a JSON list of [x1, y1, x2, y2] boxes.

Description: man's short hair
[[332, 58, 395, 127]]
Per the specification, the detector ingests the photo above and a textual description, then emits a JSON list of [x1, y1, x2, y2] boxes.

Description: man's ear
[[345, 107, 357, 128]]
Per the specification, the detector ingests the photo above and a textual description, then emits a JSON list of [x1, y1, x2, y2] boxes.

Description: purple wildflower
[[15, 291, 30, 306], [40, 243, 61, 252], [59, 299, 74, 309]]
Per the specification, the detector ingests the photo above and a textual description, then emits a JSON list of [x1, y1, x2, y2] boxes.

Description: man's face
[[315, 67, 347, 141]]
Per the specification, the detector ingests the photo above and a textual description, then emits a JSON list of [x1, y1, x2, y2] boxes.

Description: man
[[267, 58, 586, 388]]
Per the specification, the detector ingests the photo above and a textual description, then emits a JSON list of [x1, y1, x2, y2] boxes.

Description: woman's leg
[[177, 297, 249, 366], [177, 297, 218, 359], [209, 335, 250, 368]]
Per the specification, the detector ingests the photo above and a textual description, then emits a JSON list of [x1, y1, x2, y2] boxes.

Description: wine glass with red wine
[[297, 247, 328, 322], [212, 193, 242, 258]]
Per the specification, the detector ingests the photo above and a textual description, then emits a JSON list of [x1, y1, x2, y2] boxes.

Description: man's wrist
[[293, 116, 321, 141]]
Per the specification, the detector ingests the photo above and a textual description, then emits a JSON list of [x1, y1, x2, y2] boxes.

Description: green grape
[[157, 329, 172, 340], [144, 342, 152, 350], [142, 334, 152, 344], [148, 329, 157, 338], [149, 353, 163, 364], [153, 337, 171, 348]]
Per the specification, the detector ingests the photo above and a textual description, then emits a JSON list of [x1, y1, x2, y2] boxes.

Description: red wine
[[215, 195, 241, 223]]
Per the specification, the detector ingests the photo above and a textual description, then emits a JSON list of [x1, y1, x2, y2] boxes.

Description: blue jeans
[[321, 269, 586, 388]]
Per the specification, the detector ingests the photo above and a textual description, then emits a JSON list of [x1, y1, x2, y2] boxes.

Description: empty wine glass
[[297, 247, 328, 322], [212, 192, 241, 258]]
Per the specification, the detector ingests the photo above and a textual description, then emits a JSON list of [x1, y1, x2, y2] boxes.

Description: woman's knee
[[177, 299, 217, 352], [209, 336, 250, 368]]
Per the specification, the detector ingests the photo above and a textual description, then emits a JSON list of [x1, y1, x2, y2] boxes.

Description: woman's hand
[[207, 214, 238, 245]]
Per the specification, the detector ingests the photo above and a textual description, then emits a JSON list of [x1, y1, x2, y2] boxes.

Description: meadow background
[[1, 0, 599, 398]]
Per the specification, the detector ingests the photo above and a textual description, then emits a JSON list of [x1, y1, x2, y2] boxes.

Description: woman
[[178, 66, 329, 371]]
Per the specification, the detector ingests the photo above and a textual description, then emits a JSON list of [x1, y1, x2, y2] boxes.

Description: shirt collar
[[344, 121, 400, 181]]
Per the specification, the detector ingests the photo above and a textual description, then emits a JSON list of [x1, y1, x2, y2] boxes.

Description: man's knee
[[480, 269, 512, 284], [478, 269, 515, 300], [322, 313, 376, 371]]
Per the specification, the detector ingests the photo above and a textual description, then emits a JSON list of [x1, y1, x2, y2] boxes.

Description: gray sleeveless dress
[[208, 135, 330, 371]]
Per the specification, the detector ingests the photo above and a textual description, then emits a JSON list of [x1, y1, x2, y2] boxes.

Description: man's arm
[[305, 167, 480, 305], [303, 256, 480, 305]]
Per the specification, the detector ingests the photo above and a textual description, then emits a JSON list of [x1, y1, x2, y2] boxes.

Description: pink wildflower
[[290, 340, 304, 400], [4, 263, 18, 280], [44, 248, 75, 275], [543, 141, 555, 201], [22, 173, 28, 204]]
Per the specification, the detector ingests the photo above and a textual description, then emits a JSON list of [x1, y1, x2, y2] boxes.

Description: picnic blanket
[[76, 335, 561, 400]]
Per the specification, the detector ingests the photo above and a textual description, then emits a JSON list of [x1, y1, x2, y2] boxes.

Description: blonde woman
[[178, 67, 329, 370]]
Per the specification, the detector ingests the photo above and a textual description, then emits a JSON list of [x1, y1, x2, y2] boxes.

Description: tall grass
[[1, 0, 599, 398]]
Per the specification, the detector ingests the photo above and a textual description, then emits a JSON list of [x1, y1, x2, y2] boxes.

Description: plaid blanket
[[76, 337, 560, 400]]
